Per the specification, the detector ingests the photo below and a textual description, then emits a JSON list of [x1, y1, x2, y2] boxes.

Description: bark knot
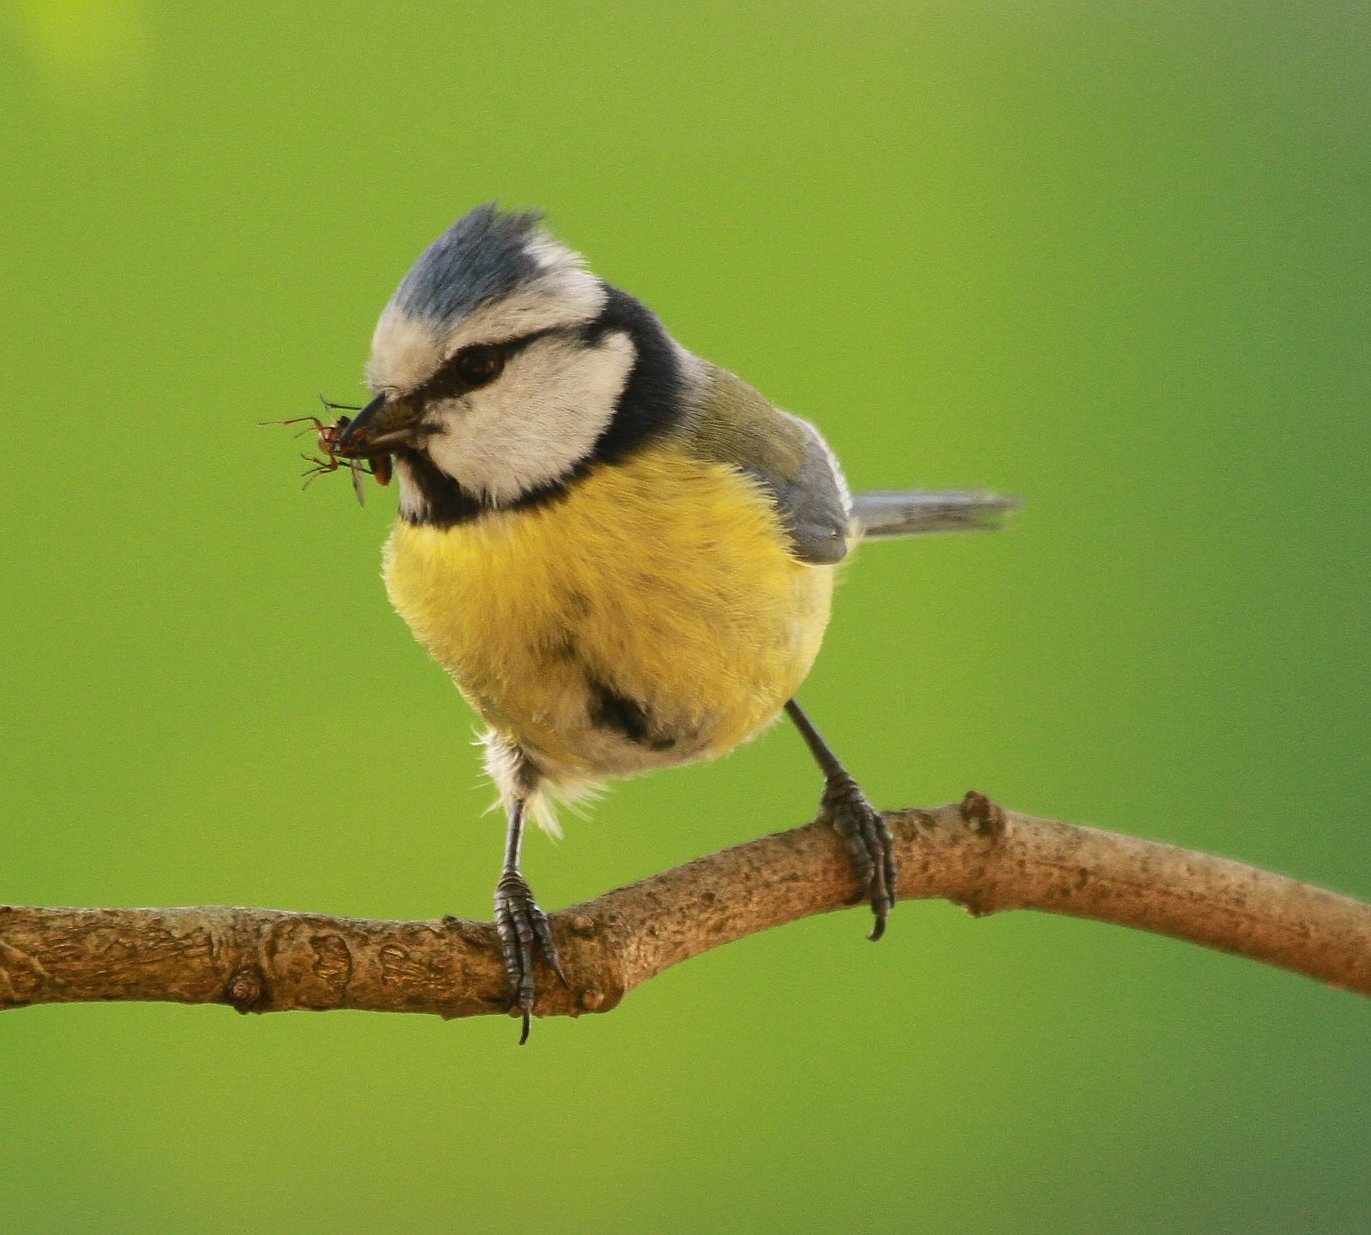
[[228, 965, 268, 1014], [960, 789, 1006, 838]]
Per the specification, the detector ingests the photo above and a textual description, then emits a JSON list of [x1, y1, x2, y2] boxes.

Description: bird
[[324, 203, 1014, 1040]]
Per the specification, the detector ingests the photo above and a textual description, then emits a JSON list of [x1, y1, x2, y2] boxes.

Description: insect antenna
[[318, 392, 364, 413]]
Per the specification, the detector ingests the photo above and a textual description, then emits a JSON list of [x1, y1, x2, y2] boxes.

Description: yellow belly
[[382, 446, 834, 783]]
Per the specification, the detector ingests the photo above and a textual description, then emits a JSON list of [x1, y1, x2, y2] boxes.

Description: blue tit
[[328, 204, 1014, 1039]]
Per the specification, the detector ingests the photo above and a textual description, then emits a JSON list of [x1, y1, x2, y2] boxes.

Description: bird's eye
[[454, 345, 505, 388]]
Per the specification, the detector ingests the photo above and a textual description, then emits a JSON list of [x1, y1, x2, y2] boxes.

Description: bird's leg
[[492, 793, 567, 1044], [784, 699, 897, 940]]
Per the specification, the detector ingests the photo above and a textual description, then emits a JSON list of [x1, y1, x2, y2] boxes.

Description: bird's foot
[[493, 871, 568, 1044], [820, 771, 898, 941]]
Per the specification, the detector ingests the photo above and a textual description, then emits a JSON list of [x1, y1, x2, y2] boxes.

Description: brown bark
[[3, 793, 1368, 1022]]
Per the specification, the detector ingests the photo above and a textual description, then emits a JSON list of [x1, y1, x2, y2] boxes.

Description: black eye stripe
[[416, 326, 566, 402]]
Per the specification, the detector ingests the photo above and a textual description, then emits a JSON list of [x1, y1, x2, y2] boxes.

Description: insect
[[266, 399, 392, 505]]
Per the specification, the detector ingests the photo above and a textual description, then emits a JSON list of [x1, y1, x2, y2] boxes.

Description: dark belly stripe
[[587, 679, 677, 751]]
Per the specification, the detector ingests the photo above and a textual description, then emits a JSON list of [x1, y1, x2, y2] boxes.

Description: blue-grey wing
[[682, 366, 851, 565], [765, 412, 851, 565]]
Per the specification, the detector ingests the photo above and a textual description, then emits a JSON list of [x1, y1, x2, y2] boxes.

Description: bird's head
[[334, 204, 686, 523]]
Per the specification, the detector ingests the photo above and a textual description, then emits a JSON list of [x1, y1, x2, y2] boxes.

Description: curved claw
[[493, 871, 566, 1044], [820, 771, 898, 939]]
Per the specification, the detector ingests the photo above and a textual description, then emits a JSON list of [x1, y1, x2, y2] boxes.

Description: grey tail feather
[[849, 489, 1022, 538]]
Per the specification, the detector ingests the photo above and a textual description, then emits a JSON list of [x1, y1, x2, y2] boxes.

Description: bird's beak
[[332, 392, 424, 457]]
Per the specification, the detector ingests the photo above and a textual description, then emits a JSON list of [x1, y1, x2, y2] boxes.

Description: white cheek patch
[[394, 456, 430, 522], [423, 331, 636, 505]]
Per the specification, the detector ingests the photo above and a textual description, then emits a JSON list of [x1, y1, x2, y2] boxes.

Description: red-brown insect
[[264, 402, 392, 506]]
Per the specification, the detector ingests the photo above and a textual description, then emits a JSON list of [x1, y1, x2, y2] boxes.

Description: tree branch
[[3, 793, 1368, 1022]]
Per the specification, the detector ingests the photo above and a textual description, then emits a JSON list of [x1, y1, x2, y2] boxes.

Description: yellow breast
[[382, 446, 834, 781]]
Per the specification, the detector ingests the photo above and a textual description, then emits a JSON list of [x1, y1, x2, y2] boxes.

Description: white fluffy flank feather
[[479, 730, 603, 840]]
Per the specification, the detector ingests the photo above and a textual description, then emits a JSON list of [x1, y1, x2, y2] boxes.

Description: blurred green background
[[2, 2, 1368, 1231]]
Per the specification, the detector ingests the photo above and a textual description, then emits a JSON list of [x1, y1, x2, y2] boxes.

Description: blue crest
[[391, 203, 546, 328]]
